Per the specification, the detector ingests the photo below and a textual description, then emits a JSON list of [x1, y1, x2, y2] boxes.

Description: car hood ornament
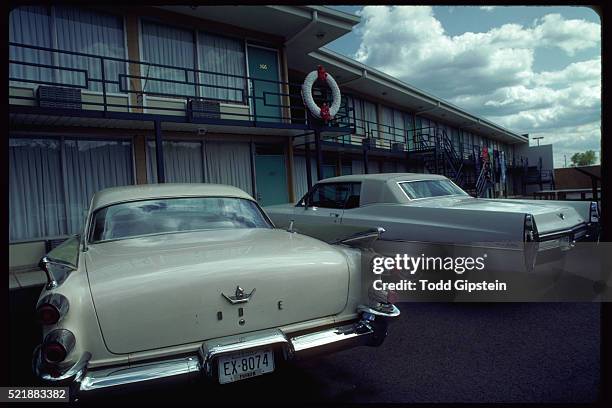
[[558, 213, 565, 220], [222, 286, 256, 304]]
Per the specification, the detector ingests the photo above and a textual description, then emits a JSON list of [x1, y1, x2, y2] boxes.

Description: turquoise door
[[247, 46, 281, 123], [255, 155, 288, 206]]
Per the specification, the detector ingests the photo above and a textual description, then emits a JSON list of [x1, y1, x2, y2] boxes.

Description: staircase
[[420, 128, 465, 188], [474, 163, 493, 198]]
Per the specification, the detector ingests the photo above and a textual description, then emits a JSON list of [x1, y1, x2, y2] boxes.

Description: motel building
[[9, 5, 540, 282]]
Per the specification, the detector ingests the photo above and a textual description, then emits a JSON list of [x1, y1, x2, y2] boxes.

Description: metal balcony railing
[[8, 42, 354, 129]]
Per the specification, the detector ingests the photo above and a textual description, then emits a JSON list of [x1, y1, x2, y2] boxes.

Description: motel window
[[380, 106, 394, 141], [146, 140, 254, 196], [140, 21, 248, 103], [198, 32, 246, 103], [141, 21, 196, 97], [346, 96, 366, 136], [147, 141, 205, 183], [9, 137, 134, 242], [363, 100, 378, 138], [9, 6, 126, 93]]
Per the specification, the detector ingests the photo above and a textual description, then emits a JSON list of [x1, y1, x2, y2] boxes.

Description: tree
[[570, 150, 597, 166]]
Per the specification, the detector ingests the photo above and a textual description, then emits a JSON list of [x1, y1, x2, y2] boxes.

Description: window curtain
[[352, 159, 364, 175], [204, 142, 253, 196], [55, 7, 126, 93], [363, 101, 378, 138], [380, 106, 394, 142], [64, 140, 134, 234], [141, 21, 195, 97], [147, 141, 204, 183], [9, 6, 54, 87], [382, 161, 396, 173], [9, 138, 66, 241], [292, 155, 318, 201], [367, 160, 381, 174], [198, 32, 246, 103], [349, 96, 365, 136], [393, 110, 406, 144]]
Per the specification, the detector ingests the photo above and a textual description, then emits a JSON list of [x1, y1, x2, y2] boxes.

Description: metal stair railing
[[475, 164, 489, 198]]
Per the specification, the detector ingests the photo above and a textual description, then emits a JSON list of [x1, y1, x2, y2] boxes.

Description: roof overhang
[[157, 5, 359, 53], [290, 47, 528, 145]]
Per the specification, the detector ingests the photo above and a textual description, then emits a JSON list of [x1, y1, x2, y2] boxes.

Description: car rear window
[[89, 197, 272, 243], [398, 180, 468, 200]]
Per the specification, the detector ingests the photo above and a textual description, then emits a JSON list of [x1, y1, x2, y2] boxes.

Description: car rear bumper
[[33, 305, 400, 399]]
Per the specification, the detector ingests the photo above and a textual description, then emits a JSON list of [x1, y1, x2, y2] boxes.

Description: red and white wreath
[[301, 65, 341, 122]]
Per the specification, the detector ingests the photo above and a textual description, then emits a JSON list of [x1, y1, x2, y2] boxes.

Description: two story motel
[[9, 5, 540, 275]]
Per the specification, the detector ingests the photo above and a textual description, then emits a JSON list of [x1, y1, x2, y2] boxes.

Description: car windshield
[[89, 197, 272, 243], [399, 180, 469, 200]]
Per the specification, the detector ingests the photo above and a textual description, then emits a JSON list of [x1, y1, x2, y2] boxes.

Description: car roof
[[317, 173, 448, 184], [90, 183, 254, 211]]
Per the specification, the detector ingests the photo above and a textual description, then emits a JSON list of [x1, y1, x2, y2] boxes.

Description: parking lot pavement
[[10, 289, 600, 403]]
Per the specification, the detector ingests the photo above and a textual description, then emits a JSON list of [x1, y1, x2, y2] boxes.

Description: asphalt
[[9, 286, 600, 403]]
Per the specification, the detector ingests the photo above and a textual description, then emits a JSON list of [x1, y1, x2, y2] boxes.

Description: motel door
[[247, 46, 281, 122], [255, 150, 288, 206]]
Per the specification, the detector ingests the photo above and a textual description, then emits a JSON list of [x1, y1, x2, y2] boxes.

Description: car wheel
[[366, 318, 388, 347]]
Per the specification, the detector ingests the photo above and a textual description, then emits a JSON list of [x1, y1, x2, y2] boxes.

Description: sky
[[326, 6, 601, 168]]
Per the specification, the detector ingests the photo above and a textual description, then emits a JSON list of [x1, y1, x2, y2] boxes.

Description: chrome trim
[[221, 286, 256, 304], [33, 345, 91, 382], [40, 306, 401, 395], [36, 293, 70, 323], [199, 329, 290, 376], [39, 256, 77, 290], [537, 223, 587, 241], [357, 304, 401, 318], [42, 329, 76, 363], [80, 356, 201, 392], [333, 227, 385, 247]]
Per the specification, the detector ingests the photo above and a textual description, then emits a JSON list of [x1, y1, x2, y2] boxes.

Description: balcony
[[8, 42, 354, 137]]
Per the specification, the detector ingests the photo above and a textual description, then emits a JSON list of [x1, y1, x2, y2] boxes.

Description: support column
[[286, 138, 295, 202], [363, 146, 369, 174], [305, 136, 312, 191], [133, 135, 148, 184], [154, 120, 165, 183], [314, 129, 323, 181], [250, 141, 258, 200], [125, 14, 142, 113], [280, 46, 291, 124]]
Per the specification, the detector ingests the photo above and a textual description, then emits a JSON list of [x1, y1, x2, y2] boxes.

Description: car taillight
[[42, 342, 67, 363], [590, 202, 599, 223], [42, 329, 76, 364], [524, 214, 538, 242], [36, 294, 69, 325], [37, 304, 60, 325]]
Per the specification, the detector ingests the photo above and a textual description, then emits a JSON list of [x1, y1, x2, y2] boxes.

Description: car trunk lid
[[85, 228, 350, 354]]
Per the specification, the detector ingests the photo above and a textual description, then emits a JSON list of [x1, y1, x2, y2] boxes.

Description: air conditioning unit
[[391, 142, 406, 152], [37, 86, 82, 109], [188, 99, 221, 120]]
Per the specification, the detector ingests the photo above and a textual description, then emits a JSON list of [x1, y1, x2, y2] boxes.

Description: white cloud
[[353, 6, 601, 167], [480, 6, 496, 12]]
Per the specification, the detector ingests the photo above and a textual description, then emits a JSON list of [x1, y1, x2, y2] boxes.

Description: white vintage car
[[33, 184, 399, 398], [265, 173, 600, 273]]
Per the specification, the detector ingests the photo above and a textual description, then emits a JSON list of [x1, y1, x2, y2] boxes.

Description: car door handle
[[330, 213, 340, 217]]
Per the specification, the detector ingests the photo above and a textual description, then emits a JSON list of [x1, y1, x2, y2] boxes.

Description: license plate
[[217, 349, 274, 384]]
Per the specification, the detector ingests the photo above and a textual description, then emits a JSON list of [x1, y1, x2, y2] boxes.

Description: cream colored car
[[33, 183, 399, 399]]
